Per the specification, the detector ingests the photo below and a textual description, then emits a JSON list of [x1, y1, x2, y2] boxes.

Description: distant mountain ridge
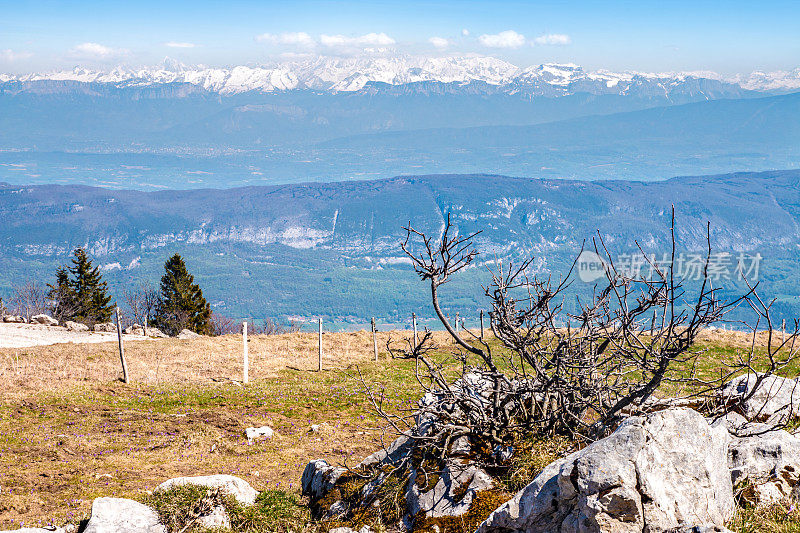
[[2, 56, 798, 96], [1, 170, 800, 321]]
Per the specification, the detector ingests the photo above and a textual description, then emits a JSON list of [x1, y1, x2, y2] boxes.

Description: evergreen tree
[[47, 266, 77, 320], [65, 248, 114, 323], [154, 254, 212, 335]]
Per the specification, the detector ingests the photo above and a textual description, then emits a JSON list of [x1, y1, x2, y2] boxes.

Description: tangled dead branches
[[359, 208, 799, 474]]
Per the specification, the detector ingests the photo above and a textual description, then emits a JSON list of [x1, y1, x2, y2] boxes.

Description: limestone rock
[[2, 526, 75, 533], [712, 413, 800, 506], [2, 315, 26, 323], [722, 373, 800, 423], [147, 327, 168, 338], [64, 321, 89, 332], [301, 459, 346, 502], [196, 505, 230, 530], [359, 434, 413, 469], [156, 475, 258, 506], [245, 426, 274, 442], [30, 314, 58, 326], [93, 322, 117, 333], [477, 408, 734, 533], [667, 526, 734, 533], [408, 459, 494, 519], [177, 329, 200, 339], [124, 324, 145, 335], [82, 497, 165, 533], [328, 527, 374, 533]]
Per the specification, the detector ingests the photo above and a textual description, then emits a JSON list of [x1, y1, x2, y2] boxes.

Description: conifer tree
[[154, 254, 212, 335], [66, 248, 114, 323], [47, 266, 77, 321]]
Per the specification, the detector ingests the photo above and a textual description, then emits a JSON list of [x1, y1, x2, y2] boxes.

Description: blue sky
[[1, 0, 798, 74]]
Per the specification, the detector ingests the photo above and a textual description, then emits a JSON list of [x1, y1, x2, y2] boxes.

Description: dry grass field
[[0, 329, 459, 529], [1, 328, 799, 531]]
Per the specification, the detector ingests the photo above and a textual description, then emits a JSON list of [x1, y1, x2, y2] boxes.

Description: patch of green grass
[[728, 502, 800, 533], [141, 486, 310, 533]]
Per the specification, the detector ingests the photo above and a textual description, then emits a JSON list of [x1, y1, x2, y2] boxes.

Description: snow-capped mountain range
[[2, 55, 799, 95]]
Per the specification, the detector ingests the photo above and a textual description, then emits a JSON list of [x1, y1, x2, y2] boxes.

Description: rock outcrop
[[82, 497, 165, 533], [177, 329, 200, 339], [302, 459, 346, 503], [93, 322, 117, 333], [721, 373, 800, 423], [2, 315, 26, 323], [63, 320, 89, 332], [155, 474, 258, 506], [477, 408, 734, 533], [30, 314, 58, 326], [713, 411, 800, 506]]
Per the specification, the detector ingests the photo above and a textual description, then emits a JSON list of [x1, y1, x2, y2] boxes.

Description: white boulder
[[245, 426, 274, 442], [301, 459, 346, 502], [64, 321, 89, 332], [147, 327, 168, 338], [177, 329, 200, 339], [722, 373, 800, 423], [82, 497, 165, 533], [2, 315, 26, 323], [712, 411, 800, 506], [155, 474, 258, 506], [30, 314, 58, 326], [93, 323, 117, 333], [477, 408, 734, 533]]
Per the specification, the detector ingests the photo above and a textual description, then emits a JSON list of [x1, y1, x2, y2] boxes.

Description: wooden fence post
[[371, 317, 378, 362], [455, 312, 460, 332], [243, 321, 249, 384], [318, 317, 323, 372], [783, 319, 786, 343], [480, 310, 484, 340], [412, 312, 418, 349], [115, 307, 129, 384]]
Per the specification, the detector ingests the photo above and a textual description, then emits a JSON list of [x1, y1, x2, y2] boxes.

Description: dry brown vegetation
[[0, 329, 455, 530], [1, 328, 798, 531]]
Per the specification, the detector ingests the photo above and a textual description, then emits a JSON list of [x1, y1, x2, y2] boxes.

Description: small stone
[[246, 426, 274, 442]]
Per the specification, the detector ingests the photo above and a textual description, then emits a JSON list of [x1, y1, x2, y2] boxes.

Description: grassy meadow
[[0, 329, 799, 532]]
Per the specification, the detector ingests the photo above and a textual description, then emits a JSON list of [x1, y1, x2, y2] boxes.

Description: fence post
[[115, 307, 129, 384], [783, 319, 786, 343], [243, 321, 249, 384], [480, 310, 484, 340], [412, 312, 418, 349], [143, 313, 148, 337], [371, 317, 378, 362], [318, 317, 323, 372], [455, 312, 460, 332]]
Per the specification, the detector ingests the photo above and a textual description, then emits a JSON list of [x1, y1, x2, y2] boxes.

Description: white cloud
[[428, 36, 450, 49], [0, 49, 33, 62], [461, 29, 470, 37], [69, 42, 128, 59], [255, 32, 315, 47], [533, 33, 572, 46], [478, 30, 526, 49], [320, 32, 395, 47], [164, 41, 197, 49]]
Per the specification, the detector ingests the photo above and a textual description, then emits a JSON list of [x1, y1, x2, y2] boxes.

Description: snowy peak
[[3, 56, 800, 96]]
